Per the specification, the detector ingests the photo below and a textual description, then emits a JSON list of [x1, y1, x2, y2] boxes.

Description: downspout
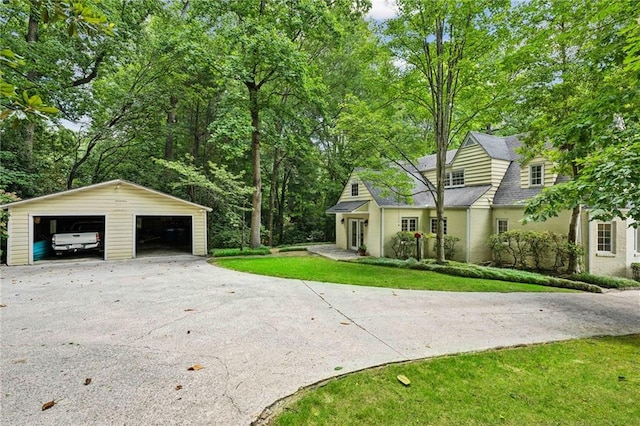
[[466, 208, 471, 263], [380, 208, 385, 257], [576, 205, 582, 272]]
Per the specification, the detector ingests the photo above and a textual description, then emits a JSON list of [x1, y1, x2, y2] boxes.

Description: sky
[[367, 0, 398, 21]]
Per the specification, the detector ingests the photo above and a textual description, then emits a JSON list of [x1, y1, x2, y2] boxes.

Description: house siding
[[586, 213, 634, 278], [5, 183, 208, 265], [340, 175, 373, 202], [425, 209, 467, 261], [520, 157, 557, 188], [381, 207, 429, 258], [468, 208, 493, 263]]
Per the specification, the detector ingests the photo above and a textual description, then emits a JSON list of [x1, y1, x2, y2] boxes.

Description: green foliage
[[632, 263, 640, 282], [391, 231, 416, 259], [432, 235, 460, 261], [0, 189, 21, 250], [277, 246, 309, 253], [217, 256, 573, 292], [570, 273, 639, 289], [273, 336, 640, 425], [487, 230, 583, 273], [356, 257, 598, 292], [210, 247, 271, 257]]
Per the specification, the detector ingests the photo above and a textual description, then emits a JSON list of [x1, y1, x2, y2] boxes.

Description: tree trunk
[[164, 95, 178, 160], [26, 2, 38, 43], [247, 83, 262, 248], [566, 204, 581, 273], [434, 16, 447, 264], [25, 2, 39, 159], [267, 146, 281, 247], [278, 169, 291, 244]]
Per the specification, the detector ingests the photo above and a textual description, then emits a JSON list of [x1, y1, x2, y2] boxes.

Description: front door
[[349, 219, 365, 251]]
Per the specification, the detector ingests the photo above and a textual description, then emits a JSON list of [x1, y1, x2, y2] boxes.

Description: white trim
[[27, 212, 106, 265], [0, 179, 212, 212], [466, 209, 471, 262], [529, 163, 544, 187], [28, 213, 34, 265], [380, 208, 385, 257], [133, 214, 196, 256], [6, 212, 13, 265], [132, 213, 137, 259]]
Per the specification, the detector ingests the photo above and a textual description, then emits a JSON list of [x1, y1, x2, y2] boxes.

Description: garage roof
[[0, 179, 213, 211]]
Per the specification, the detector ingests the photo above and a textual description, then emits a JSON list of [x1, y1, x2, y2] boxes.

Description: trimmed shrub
[[391, 231, 416, 259], [432, 235, 460, 260], [570, 273, 640, 289], [211, 247, 271, 257], [487, 230, 583, 274], [355, 257, 602, 292], [631, 263, 640, 282], [278, 246, 309, 253]]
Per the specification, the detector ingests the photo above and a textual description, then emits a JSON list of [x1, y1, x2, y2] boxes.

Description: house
[[1, 179, 212, 265], [327, 132, 639, 278]]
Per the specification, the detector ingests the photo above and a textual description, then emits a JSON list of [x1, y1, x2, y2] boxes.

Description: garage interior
[[33, 215, 105, 261], [136, 216, 192, 256]]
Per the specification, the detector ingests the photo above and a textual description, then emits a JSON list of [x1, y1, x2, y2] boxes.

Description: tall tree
[[191, 0, 363, 248], [514, 0, 639, 272], [377, 0, 513, 262]]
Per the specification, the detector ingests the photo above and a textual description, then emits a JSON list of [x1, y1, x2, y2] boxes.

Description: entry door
[[349, 219, 365, 250]]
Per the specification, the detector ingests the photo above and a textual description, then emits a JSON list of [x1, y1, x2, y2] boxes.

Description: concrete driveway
[[1, 256, 639, 425]]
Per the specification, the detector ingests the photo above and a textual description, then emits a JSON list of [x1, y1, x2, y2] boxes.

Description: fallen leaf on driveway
[[188, 364, 204, 371], [42, 400, 55, 411], [184, 308, 196, 312], [176, 385, 183, 390], [0, 304, 7, 308], [334, 366, 343, 371], [397, 375, 411, 386], [84, 378, 92, 385], [340, 321, 350, 325]]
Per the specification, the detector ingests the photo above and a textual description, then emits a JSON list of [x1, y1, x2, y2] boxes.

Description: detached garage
[[1, 179, 212, 266]]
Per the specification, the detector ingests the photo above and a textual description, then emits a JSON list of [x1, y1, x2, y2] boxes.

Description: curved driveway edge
[[1, 256, 639, 425]]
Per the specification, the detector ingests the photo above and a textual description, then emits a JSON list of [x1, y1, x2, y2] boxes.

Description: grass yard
[[213, 256, 575, 292], [272, 335, 640, 425]]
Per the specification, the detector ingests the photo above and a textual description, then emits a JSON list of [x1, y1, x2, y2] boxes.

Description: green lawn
[[213, 256, 575, 292], [273, 335, 640, 425]]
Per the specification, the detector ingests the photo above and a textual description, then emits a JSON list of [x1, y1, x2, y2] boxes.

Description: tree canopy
[[1, 0, 637, 252]]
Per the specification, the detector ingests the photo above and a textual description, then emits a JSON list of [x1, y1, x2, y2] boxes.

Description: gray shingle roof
[[467, 132, 514, 161], [335, 132, 570, 210], [325, 200, 369, 214]]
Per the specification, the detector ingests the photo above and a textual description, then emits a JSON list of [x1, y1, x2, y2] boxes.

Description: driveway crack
[[303, 282, 406, 358]]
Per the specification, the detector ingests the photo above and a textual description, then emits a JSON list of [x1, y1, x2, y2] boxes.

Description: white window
[[351, 182, 359, 196], [529, 164, 543, 187], [497, 219, 508, 234], [597, 222, 615, 253], [445, 170, 465, 188], [430, 217, 447, 234], [401, 217, 418, 232], [634, 226, 639, 253]]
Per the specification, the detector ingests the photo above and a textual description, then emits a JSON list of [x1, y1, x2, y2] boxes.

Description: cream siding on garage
[[5, 182, 209, 266]]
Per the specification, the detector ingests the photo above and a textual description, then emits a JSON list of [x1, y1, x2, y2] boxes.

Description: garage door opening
[[136, 216, 192, 257], [33, 215, 105, 262]]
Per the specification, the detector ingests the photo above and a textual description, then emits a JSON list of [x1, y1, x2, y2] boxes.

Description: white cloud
[[366, 0, 398, 21]]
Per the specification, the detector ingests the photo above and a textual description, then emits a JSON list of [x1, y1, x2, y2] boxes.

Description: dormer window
[[445, 170, 465, 188], [529, 164, 543, 187], [351, 182, 359, 196]]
